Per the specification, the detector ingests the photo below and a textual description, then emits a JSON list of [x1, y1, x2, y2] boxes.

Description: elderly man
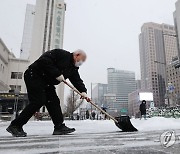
[[6, 49, 90, 137]]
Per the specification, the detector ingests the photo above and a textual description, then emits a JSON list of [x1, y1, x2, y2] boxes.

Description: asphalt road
[[0, 129, 180, 154]]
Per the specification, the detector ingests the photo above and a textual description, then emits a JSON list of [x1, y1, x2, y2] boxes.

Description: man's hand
[[56, 75, 65, 82], [80, 92, 91, 102]]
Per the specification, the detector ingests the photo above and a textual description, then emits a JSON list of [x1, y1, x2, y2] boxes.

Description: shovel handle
[[62, 80, 118, 123]]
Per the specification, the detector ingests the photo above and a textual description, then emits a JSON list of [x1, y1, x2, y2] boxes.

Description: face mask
[[75, 60, 83, 67]]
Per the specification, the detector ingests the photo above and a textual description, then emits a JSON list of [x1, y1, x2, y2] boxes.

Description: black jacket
[[28, 49, 87, 93], [139, 103, 146, 115]]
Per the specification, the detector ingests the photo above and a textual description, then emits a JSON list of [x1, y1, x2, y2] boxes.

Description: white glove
[[56, 75, 65, 82], [80, 92, 91, 102]]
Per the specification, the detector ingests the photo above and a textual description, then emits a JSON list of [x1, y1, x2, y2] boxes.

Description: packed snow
[[0, 117, 180, 136]]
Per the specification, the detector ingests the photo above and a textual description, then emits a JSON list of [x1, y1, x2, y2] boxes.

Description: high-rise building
[[166, 57, 180, 106], [20, 4, 35, 59], [174, 0, 180, 59], [139, 22, 178, 107], [29, 0, 66, 111], [107, 68, 136, 114], [29, 0, 66, 62], [92, 83, 108, 107]]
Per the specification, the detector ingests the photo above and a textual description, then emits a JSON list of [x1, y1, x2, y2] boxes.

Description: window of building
[[9, 85, 21, 91], [11, 72, 23, 79]]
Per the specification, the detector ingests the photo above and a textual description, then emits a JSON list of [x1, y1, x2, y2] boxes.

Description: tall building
[[29, 0, 66, 62], [174, 0, 180, 58], [20, 4, 35, 59], [29, 0, 66, 111], [139, 22, 178, 107], [92, 83, 108, 107], [166, 57, 180, 106], [107, 68, 136, 114]]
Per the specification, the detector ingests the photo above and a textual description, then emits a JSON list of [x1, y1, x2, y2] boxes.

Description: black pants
[[11, 69, 64, 127]]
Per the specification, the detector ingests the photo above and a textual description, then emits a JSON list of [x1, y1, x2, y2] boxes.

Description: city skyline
[[0, 0, 177, 93]]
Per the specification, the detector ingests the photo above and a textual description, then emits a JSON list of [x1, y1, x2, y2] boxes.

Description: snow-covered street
[[0, 117, 180, 154]]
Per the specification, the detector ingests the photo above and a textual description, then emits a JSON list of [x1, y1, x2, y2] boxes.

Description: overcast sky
[[0, 0, 177, 94]]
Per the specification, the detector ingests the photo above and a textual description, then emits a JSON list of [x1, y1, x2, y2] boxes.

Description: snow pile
[[132, 117, 180, 132]]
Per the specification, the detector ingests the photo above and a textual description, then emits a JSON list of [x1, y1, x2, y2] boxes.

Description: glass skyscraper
[[107, 68, 136, 114]]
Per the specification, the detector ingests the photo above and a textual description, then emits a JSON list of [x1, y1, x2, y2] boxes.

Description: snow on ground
[[132, 117, 180, 132], [0, 117, 180, 136], [0, 117, 180, 154]]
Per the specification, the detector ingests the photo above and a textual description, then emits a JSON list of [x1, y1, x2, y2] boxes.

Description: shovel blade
[[115, 116, 138, 132]]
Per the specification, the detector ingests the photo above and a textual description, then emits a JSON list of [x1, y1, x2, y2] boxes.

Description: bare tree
[[64, 89, 83, 119]]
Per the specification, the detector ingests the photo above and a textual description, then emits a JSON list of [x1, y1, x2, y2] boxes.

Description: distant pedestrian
[[86, 110, 90, 119], [139, 100, 147, 120], [101, 105, 107, 120], [76, 114, 80, 120], [91, 111, 96, 120]]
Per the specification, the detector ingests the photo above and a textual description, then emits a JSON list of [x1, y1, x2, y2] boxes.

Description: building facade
[[7, 57, 29, 93], [29, 0, 66, 62], [104, 93, 116, 112], [0, 38, 29, 93], [92, 83, 108, 107], [107, 68, 136, 114], [139, 22, 178, 107], [0, 38, 10, 91], [20, 4, 35, 60], [29, 0, 66, 111], [135, 80, 141, 90], [174, 0, 180, 59], [166, 57, 180, 106]]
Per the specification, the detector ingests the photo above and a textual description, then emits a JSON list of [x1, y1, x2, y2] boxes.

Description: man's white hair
[[73, 49, 86, 56]]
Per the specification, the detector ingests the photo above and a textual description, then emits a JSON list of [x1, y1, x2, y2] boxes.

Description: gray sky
[[0, 0, 177, 93]]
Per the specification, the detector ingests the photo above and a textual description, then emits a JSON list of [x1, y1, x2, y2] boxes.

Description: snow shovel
[[62, 80, 138, 132]]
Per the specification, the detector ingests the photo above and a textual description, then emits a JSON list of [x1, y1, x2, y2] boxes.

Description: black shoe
[[6, 124, 27, 137], [53, 124, 75, 135]]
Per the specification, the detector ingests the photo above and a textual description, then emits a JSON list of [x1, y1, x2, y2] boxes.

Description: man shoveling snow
[[6, 49, 91, 137]]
